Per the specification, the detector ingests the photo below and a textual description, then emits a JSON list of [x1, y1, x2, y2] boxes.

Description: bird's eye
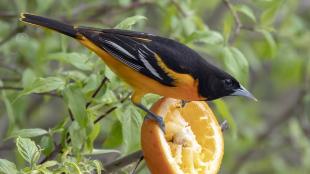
[[223, 79, 233, 89]]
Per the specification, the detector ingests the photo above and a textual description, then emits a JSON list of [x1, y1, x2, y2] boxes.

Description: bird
[[20, 13, 256, 132]]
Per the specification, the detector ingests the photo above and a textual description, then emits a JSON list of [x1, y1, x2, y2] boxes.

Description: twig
[[102, 150, 144, 174], [130, 156, 144, 174], [0, 26, 26, 47], [94, 92, 131, 124], [86, 77, 109, 108], [223, 0, 242, 44]]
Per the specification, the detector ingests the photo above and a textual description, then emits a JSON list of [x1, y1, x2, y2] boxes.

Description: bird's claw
[[145, 114, 166, 133]]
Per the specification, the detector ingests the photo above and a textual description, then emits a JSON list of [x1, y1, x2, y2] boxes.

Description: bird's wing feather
[[77, 28, 175, 86]]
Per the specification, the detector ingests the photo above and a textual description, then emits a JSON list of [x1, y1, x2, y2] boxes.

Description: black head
[[197, 66, 256, 101]]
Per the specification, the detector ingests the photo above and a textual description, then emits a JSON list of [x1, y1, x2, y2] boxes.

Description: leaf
[[222, 47, 240, 78], [184, 30, 224, 45], [64, 85, 88, 127], [117, 106, 143, 153], [1, 90, 15, 135], [260, 1, 283, 27], [92, 160, 103, 174], [18, 77, 65, 98], [22, 69, 37, 89], [213, 99, 237, 138], [16, 137, 41, 166], [69, 121, 87, 152], [115, 15, 147, 30], [9, 128, 48, 139], [103, 120, 123, 148], [260, 29, 277, 58], [0, 159, 18, 174], [40, 135, 55, 156], [47, 52, 94, 71], [223, 14, 234, 43], [235, 5, 256, 22], [40, 160, 58, 168], [230, 47, 249, 74]]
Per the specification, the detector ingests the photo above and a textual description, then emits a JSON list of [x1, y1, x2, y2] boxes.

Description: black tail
[[20, 13, 78, 38]]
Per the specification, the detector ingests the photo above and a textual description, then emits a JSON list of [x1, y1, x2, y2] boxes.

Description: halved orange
[[141, 98, 224, 174]]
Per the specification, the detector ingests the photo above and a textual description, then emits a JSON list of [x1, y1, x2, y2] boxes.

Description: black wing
[[77, 28, 177, 86]]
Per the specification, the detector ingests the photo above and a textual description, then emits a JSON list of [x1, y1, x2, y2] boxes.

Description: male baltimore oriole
[[20, 13, 256, 132]]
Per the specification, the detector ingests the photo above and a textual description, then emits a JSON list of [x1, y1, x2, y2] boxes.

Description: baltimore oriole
[[20, 13, 256, 132]]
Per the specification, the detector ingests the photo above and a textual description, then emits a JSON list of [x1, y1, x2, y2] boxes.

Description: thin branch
[[102, 150, 144, 174], [94, 92, 131, 124], [223, 0, 242, 44], [86, 77, 109, 108], [130, 156, 144, 174]]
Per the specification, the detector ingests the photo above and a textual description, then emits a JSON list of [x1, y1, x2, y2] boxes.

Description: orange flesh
[[141, 98, 224, 174]]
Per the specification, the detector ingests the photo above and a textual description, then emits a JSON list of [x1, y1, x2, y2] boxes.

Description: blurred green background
[[0, 0, 309, 173]]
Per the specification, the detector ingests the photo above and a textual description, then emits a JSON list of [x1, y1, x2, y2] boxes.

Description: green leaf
[[115, 15, 147, 30], [40, 135, 55, 156], [184, 30, 223, 45], [260, 30, 277, 58], [92, 160, 103, 174], [260, 1, 283, 27], [40, 160, 58, 168], [223, 14, 234, 43], [18, 77, 65, 98], [117, 106, 143, 153], [69, 121, 87, 152], [1, 90, 15, 135], [103, 120, 123, 148], [230, 47, 249, 74], [222, 47, 249, 81], [235, 5, 256, 22], [0, 159, 18, 174], [222, 47, 240, 77], [64, 85, 88, 127], [22, 69, 37, 89], [9, 128, 48, 139], [47, 52, 94, 71], [16, 137, 41, 166], [214, 99, 237, 138]]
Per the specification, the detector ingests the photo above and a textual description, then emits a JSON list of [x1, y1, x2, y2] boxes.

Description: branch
[[222, 0, 257, 44], [223, 0, 242, 44], [102, 150, 144, 174], [86, 77, 109, 108], [94, 92, 131, 124]]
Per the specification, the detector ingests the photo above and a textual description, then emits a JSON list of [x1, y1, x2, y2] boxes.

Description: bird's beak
[[231, 85, 257, 101]]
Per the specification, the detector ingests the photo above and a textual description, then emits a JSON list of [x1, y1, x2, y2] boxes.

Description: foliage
[[0, 0, 309, 174]]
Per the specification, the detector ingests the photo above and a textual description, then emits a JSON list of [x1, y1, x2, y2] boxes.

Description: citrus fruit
[[141, 98, 224, 174]]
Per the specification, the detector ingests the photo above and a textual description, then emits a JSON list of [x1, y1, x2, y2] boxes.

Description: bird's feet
[[145, 113, 165, 133]]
